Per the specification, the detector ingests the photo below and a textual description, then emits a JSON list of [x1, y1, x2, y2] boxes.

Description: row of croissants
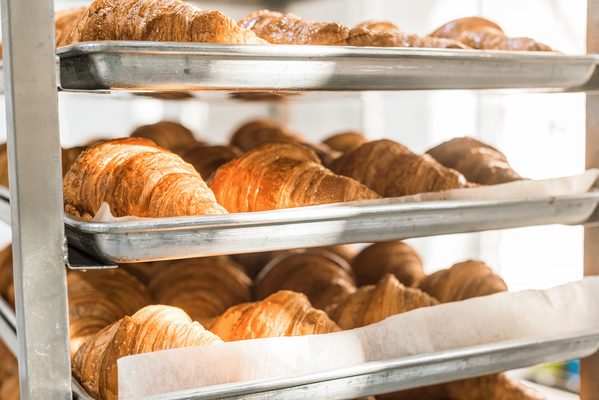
[[0, 0, 553, 60], [48, 118, 523, 220], [0, 241, 544, 400]]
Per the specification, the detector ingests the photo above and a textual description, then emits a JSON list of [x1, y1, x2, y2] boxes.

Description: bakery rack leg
[[0, 0, 72, 399]]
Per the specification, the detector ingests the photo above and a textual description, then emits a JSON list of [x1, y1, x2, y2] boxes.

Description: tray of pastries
[[0, 119, 596, 264], [0, 241, 598, 400], [20, 0, 594, 92]]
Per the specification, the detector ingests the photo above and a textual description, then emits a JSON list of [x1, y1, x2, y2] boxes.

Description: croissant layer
[[130, 121, 197, 154]]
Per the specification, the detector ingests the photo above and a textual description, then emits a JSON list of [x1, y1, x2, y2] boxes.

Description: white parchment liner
[[118, 277, 599, 398]]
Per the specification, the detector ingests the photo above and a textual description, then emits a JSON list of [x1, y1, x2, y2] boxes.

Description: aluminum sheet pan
[[64, 191, 599, 264], [57, 42, 599, 92]]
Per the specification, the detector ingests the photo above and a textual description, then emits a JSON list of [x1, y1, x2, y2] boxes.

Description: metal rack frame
[[0, 1, 598, 400]]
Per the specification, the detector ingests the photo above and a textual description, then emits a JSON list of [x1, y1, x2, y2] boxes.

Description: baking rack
[[2, 1, 599, 400]]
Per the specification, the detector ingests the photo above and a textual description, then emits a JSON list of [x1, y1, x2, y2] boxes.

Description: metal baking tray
[[61, 191, 599, 264], [57, 41, 599, 92]]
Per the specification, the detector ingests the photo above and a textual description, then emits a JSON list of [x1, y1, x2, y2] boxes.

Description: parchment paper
[[118, 277, 599, 398]]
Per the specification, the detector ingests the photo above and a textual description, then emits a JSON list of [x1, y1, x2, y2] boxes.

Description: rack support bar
[[0, 0, 72, 399]]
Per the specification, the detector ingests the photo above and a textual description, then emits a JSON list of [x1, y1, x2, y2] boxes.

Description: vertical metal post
[[1, 0, 72, 399], [583, 2, 599, 399]]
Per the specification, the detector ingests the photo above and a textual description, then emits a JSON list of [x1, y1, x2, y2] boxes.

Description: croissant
[[0, 340, 17, 388], [55, 7, 87, 47], [255, 250, 357, 312], [330, 139, 471, 197], [63, 138, 227, 220], [229, 119, 304, 152], [67, 268, 152, 356], [130, 121, 198, 154], [238, 10, 349, 45], [430, 17, 552, 51], [417, 260, 508, 303], [322, 131, 368, 154], [209, 142, 381, 213], [348, 20, 468, 49], [73, 305, 222, 400], [351, 241, 426, 287], [426, 136, 523, 185], [304, 143, 343, 166], [65, 0, 267, 45], [180, 144, 242, 180], [118, 260, 170, 285], [210, 290, 341, 341], [230, 251, 285, 279], [0, 245, 14, 308], [330, 274, 438, 329], [147, 256, 252, 325], [0, 374, 19, 400]]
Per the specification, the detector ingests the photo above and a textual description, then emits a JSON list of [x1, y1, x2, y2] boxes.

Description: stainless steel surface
[[64, 192, 599, 263], [1, 0, 72, 399], [131, 330, 599, 400], [58, 42, 599, 92]]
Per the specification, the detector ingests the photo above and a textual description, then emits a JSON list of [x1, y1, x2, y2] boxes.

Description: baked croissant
[[119, 260, 170, 285], [417, 260, 508, 303], [229, 119, 304, 152], [322, 131, 368, 154], [147, 256, 252, 325], [63, 138, 227, 220], [330, 274, 438, 330], [65, 0, 267, 45], [255, 250, 357, 312], [55, 7, 87, 47], [430, 17, 552, 51], [67, 268, 152, 356], [0, 374, 19, 400], [348, 20, 468, 49], [426, 136, 523, 185], [210, 290, 341, 341], [209, 142, 381, 213], [0, 340, 17, 388], [180, 144, 242, 180], [238, 10, 350, 45], [0, 245, 14, 308], [130, 121, 198, 154], [330, 139, 471, 197], [72, 305, 223, 400], [351, 241, 426, 287]]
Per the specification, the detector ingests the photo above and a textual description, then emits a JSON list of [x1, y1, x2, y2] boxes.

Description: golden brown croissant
[[63, 138, 227, 220], [322, 131, 368, 154], [352, 241, 426, 287], [255, 250, 357, 312], [330, 139, 471, 197], [180, 144, 242, 180], [147, 257, 252, 325], [304, 143, 343, 167], [130, 121, 198, 154], [209, 142, 381, 213], [426, 137, 523, 185], [73, 305, 223, 400], [0, 374, 19, 400], [210, 290, 341, 341], [55, 7, 87, 47], [238, 10, 349, 45], [0, 340, 17, 388], [229, 119, 304, 152], [65, 0, 267, 45], [67, 268, 152, 356], [417, 260, 508, 303], [348, 20, 468, 49], [430, 17, 552, 51]]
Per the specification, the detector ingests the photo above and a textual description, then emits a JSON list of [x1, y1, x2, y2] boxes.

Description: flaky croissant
[[55, 7, 87, 47], [65, 0, 267, 45], [210, 290, 341, 341], [130, 121, 198, 154], [330, 139, 471, 197], [147, 256, 252, 325], [255, 250, 357, 312], [322, 131, 368, 155], [180, 144, 242, 180], [229, 119, 304, 152], [417, 260, 508, 303], [426, 136, 523, 185], [73, 305, 222, 400], [67, 268, 152, 356], [348, 20, 468, 49], [351, 241, 426, 287], [209, 142, 381, 213], [63, 138, 227, 220], [0, 374, 19, 400], [430, 17, 552, 51], [238, 10, 349, 45]]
